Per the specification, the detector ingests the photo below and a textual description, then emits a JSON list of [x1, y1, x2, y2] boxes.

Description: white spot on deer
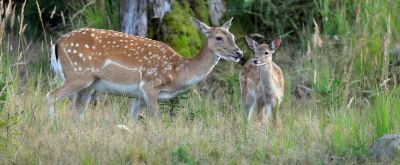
[[166, 65, 172, 71], [112, 41, 116, 44], [85, 44, 89, 48], [82, 31, 86, 34], [78, 67, 82, 71], [73, 50, 77, 54], [79, 53, 83, 57], [74, 62, 78, 65], [67, 49, 71, 53], [91, 34, 95, 37], [107, 41, 111, 44], [88, 56, 92, 60], [148, 52, 152, 55], [124, 45, 128, 48], [92, 46, 96, 49]]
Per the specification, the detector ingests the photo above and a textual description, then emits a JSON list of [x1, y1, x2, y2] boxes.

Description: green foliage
[[67, 0, 120, 30], [20, 0, 65, 39], [162, 1, 206, 57], [170, 145, 196, 164], [371, 89, 400, 138], [317, 0, 400, 88], [227, 0, 319, 42]]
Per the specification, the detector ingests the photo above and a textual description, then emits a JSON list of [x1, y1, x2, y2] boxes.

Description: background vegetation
[[0, 0, 399, 164]]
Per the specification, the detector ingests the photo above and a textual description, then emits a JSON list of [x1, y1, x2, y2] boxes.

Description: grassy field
[[1, 0, 400, 164]]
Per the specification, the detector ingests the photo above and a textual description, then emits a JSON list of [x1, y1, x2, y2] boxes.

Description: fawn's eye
[[216, 36, 223, 41]]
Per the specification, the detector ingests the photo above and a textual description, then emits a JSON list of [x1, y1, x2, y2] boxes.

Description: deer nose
[[234, 49, 243, 57]]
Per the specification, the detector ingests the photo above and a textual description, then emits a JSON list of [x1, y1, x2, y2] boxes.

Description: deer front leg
[[272, 103, 280, 126], [130, 98, 146, 125], [241, 92, 256, 122], [140, 85, 161, 120]]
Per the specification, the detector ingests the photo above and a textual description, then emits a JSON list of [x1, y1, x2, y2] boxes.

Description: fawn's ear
[[270, 37, 282, 50], [245, 36, 259, 51], [190, 17, 211, 35], [221, 17, 233, 30]]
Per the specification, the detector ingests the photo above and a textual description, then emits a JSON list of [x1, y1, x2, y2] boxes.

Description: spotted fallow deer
[[239, 36, 283, 123], [46, 17, 243, 124]]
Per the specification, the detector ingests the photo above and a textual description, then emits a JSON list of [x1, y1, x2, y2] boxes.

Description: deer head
[[245, 36, 281, 66], [191, 17, 243, 62]]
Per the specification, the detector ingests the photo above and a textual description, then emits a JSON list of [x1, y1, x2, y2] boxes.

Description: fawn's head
[[245, 36, 282, 66], [191, 17, 243, 62]]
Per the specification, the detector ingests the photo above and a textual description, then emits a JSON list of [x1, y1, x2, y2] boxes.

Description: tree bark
[[149, 0, 173, 20], [120, 0, 148, 36], [207, 0, 225, 26]]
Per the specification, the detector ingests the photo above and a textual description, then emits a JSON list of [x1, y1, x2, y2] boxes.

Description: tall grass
[[0, 0, 399, 164]]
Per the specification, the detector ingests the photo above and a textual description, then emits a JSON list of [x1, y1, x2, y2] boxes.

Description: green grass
[[0, 0, 400, 164]]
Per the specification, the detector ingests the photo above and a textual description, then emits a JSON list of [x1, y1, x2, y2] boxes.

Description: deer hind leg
[[75, 86, 94, 121], [45, 78, 95, 120]]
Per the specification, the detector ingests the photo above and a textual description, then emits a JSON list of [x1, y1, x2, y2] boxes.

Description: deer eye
[[216, 36, 223, 41]]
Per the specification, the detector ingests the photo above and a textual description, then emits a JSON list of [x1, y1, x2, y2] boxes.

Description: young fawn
[[46, 17, 243, 124], [239, 36, 283, 123]]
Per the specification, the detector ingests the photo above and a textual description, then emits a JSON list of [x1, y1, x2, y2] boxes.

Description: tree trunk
[[149, 0, 173, 20], [120, 0, 148, 36], [120, 0, 173, 37], [207, 0, 225, 26]]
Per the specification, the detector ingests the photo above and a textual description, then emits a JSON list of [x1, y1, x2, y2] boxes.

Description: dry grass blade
[[71, 1, 95, 20], [35, 0, 48, 51], [381, 15, 391, 91]]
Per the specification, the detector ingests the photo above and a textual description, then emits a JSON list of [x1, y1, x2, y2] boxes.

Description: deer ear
[[270, 37, 282, 50], [245, 36, 258, 51], [222, 17, 233, 30], [190, 17, 211, 35]]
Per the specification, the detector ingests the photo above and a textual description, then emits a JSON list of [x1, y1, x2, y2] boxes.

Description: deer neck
[[178, 39, 220, 87], [259, 61, 278, 95]]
